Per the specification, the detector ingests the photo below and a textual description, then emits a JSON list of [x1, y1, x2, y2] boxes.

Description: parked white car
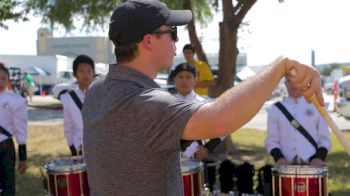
[[52, 79, 77, 99], [336, 75, 350, 120]]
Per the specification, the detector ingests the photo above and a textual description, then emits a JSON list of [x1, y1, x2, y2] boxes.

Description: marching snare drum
[[272, 165, 328, 196], [181, 160, 205, 196], [44, 156, 89, 196]]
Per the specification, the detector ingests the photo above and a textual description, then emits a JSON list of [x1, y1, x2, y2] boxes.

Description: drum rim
[[272, 174, 327, 178], [181, 160, 203, 173], [46, 169, 87, 175], [182, 167, 204, 175], [272, 165, 328, 175], [44, 158, 86, 172]]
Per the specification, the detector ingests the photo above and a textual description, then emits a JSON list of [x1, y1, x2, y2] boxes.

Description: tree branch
[[232, 1, 243, 15], [236, 0, 257, 23]]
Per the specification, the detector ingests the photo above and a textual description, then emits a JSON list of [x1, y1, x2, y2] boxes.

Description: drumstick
[[39, 167, 48, 179], [290, 69, 350, 156]]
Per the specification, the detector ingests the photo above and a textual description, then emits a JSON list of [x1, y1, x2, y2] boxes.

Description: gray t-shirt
[[82, 64, 202, 196]]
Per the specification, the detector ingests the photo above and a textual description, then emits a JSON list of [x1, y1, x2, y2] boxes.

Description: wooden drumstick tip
[[309, 95, 327, 116], [39, 167, 48, 179]]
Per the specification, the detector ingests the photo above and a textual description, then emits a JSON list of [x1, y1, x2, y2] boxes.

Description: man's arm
[[12, 99, 28, 174], [61, 94, 76, 154], [265, 106, 285, 163], [182, 57, 323, 140]]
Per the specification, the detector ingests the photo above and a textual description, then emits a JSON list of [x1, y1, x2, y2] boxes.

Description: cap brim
[[165, 10, 192, 26]]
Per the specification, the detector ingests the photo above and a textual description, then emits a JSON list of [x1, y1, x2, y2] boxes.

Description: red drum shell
[[181, 160, 204, 196], [44, 156, 89, 196], [272, 165, 328, 196]]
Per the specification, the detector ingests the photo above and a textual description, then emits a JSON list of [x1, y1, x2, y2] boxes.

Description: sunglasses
[[152, 26, 177, 41]]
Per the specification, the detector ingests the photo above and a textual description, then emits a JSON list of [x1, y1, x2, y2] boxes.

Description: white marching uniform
[[175, 90, 210, 104], [265, 96, 332, 162], [176, 91, 225, 159], [176, 91, 209, 159], [60, 88, 85, 151], [0, 90, 28, 144]]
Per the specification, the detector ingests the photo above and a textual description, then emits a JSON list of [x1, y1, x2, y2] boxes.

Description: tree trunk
[[182, 0, 208, 64], [210, 0, 238, 97], [210, 0, 256, 97]]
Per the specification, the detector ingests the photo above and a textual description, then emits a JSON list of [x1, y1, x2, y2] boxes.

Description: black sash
[[0, 124, 12, 138], [69, 90, 83, 111], [274, 102, 318, 150], [204, 138, 222, 152]]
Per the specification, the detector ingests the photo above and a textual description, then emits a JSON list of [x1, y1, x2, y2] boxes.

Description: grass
[[14, 125, 350, 195], [15, 123, 69, 196]]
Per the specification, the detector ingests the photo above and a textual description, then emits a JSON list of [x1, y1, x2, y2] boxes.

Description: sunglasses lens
[[152, 27, 177, 41]]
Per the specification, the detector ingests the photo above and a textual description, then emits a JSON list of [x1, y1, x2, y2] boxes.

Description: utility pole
[[311, 49, 315, 67]]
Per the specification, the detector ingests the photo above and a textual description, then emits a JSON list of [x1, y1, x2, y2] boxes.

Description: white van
[[336, 75, 350, 120]]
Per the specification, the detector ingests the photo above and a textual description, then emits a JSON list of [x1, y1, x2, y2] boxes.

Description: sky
[[0, 0, 350, 66]]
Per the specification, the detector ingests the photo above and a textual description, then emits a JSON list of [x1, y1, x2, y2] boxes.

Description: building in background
[[37, 28, 115, 64]]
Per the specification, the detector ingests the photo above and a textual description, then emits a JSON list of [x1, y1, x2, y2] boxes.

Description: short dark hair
[[173, 63, 196, 77], [0, 64, 10, 78], [183, 44, 195, 53], [73, 55, 95, 75], [115, 43, 139, 63]]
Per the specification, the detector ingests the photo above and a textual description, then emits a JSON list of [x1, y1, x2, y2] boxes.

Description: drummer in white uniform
[[0, 65, 28, 195], [265, 78, 332, 166], [172, 63, 214, 159], [60, 55, 95, 156], [173, 63, 226, 191]]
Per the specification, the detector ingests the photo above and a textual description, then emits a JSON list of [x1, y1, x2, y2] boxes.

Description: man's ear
[[141, 34, 153, 50]]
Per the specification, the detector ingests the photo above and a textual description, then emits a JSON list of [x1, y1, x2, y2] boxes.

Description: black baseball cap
[[108, 0, 192, 46], [172, 63, 196, 77]]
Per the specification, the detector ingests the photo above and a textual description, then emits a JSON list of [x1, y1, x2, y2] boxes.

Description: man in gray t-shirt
[[83, 0, 324, 195], [83, 65, 201, 195]]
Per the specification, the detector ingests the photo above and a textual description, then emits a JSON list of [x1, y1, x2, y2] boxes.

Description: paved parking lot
[[243, 94, 350, 131], [28, 94, 349, 131], [28, 95, 63, 124]]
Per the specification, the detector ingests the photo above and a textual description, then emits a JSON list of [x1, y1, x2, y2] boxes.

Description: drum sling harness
[[0, 124, 12, 138], [69, 90, 83, 111], [274, 102, 318, 150]]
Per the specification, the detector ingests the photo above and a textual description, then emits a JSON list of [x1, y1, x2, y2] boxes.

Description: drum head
[[272, 165, 327, 176], [45, 156, 86, 173], [181, 160, 202, 173]]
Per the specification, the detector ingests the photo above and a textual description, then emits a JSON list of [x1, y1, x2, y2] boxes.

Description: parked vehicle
[[155, 73, 175, 93], [324, 82, 334, 95], [52, 79, 78, 99], [52, 75, 175, 99], [336, 75, 350, 120]]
